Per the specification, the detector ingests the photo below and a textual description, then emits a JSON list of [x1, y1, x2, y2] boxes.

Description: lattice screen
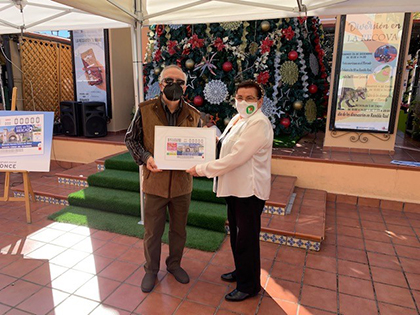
[[20, 37, 74, 119]]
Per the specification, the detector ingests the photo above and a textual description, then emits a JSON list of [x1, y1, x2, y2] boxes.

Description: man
[[125, 65, 201, 293]]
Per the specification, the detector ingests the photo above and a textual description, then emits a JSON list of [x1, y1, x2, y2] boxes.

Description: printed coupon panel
[[154, 126, 216, 170], [0, 111, 54, 172]]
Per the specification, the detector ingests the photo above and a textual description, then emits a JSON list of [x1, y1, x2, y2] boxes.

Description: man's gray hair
[[158, 65, 187, 83]]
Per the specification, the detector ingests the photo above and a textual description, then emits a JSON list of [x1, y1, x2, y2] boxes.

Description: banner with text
[[0, 111, 54, 172], [332, 13, 406, 132], [73, 29, 108, 108]]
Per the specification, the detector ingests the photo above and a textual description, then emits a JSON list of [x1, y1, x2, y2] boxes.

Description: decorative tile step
[[13, 191, 69, 206], [11, 176, 79, 206], [55, 162, 98, 187], [225, 187, 326, 251], [264, 175, 297, 215]]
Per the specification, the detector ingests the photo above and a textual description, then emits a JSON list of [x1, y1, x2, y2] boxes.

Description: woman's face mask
[[235, 99, 258, 118]]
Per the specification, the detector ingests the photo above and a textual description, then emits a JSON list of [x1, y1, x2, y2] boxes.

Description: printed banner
[[333, 13, 406, 132], [73, 29, 108, 108], [0, 111, 54, 172]]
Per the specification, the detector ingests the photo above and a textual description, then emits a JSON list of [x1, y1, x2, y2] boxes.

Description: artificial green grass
[[192, 178, 224, 204], [88, 169, 223, 204], [88, 169, 140, 192], [104, 152, 139, 172], [68, 186, 227, 232], [48, 206, 225, 252], [68, 187, 141, 216]]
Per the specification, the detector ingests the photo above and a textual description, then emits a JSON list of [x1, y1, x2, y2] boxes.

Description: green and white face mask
[[235, 100, 257, 118]]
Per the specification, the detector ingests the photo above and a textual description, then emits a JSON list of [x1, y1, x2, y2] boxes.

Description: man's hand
[[146, 156, 162, 173], [186, 166, 199, 177]]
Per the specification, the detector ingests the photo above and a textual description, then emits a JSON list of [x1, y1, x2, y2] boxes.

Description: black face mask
[[163, 83, 183, 101]]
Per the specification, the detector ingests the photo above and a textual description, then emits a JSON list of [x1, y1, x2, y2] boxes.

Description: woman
[[187, 80, 273, 302]]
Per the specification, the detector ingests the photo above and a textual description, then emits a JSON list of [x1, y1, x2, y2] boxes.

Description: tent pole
[[135, 0, 145, 225]]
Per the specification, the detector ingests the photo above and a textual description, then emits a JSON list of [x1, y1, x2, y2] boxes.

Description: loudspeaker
[[60, 101, 82, 136], [81, 102, 107, 137]]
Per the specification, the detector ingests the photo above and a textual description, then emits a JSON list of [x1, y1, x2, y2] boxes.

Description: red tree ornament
[[193, 95, 204, 106], [308, 84, 318, 94], [280, 117, 291, 128], [288, 50, 298, 61], [222, 61, 233, 72]]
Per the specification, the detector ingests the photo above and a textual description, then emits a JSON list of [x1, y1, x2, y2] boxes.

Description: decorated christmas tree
[[143, 17, 330, 142]]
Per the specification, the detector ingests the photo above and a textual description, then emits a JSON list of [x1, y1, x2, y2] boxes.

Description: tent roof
[[0, 0, 128, 34], [54, 0, 420, 26]]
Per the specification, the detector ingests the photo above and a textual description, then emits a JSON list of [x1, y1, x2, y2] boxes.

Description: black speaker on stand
[[60, 101, 82, 136], [81, 102, 107, 137]]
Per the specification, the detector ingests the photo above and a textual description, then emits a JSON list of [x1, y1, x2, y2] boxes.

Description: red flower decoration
[[167, 40, 178, 56], [257, 71, 270, 85], [282, 26, 295, 41], [189, 34, 205, 49], [156, 25, 164, 36], [182, 47, 190, 56], [213, 37, 225, 51], [260, 37, 274, 54], [154, 49, 162, 62], [298, 17, 307, 25]]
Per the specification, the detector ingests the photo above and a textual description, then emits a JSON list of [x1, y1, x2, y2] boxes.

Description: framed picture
[[329, 13, 411, 133], [154, 126, 216, 170]]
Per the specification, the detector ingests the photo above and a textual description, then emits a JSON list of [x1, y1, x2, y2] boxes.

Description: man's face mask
[[162, 77, 185, 101], [235, 99, 258, 118]]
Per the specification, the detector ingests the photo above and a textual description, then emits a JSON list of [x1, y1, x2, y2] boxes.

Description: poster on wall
[[0, 111, 54, 172], [330, 13, 410, 133], [72, 29, 111, 117]]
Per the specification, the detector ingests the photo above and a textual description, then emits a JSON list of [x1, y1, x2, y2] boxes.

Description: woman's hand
[[186, 166, 199, 176]]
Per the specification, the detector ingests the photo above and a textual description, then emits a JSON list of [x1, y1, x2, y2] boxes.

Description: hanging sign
[[330, 13, 410, 133]]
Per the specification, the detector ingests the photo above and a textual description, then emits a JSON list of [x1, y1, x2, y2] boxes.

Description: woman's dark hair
[[235, 80, 264, 99]]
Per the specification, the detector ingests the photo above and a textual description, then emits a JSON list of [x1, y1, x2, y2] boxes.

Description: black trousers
[[225, 195, 265, 294]]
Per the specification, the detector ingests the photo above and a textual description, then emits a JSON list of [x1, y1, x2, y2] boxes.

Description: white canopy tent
[[0, 0, 128, 33]]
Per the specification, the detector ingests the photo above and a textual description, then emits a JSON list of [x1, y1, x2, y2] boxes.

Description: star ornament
[[186, 72, 197, 90]]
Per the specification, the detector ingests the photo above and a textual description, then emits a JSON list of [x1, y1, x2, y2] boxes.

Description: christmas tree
[[143, 17, 331, 143]]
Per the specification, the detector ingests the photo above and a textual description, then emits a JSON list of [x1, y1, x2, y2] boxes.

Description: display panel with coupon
[[154, 126, 216, 170]]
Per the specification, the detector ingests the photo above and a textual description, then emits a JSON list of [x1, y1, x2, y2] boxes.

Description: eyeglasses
[[235, 96, 259, 102], [163, 77, 186, 86]]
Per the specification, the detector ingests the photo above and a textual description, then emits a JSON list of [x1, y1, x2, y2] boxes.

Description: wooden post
[[0, 87, 34, 223]]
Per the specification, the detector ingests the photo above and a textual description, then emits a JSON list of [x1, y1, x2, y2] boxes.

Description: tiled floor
[[1, 168, 420, 314]]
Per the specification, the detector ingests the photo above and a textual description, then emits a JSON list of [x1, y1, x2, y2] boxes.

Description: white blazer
[[196, 109, 273, 200]]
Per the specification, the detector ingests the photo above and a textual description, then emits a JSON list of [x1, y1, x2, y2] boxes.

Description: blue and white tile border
[[57, 177, 88, 187], [263, 205, 285, 216], [13, 192, 69, 206], [227, 225, 321, 251]]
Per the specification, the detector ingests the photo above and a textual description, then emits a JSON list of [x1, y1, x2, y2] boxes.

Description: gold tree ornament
[[261, 21, 271, 32], [305, 99, 317, 123], [293, 100, 303, 110], [185, 59, 195, 70], [249, 42, 259, 55], [154, 67, 161, 75], [221, 21, 242, 31], [280, 61, 299, 85]]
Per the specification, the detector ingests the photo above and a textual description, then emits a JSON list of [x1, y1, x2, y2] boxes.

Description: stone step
[[260, 187, 327, 251], [264, 175, 297, 215], [55, 162, 98, 187]]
